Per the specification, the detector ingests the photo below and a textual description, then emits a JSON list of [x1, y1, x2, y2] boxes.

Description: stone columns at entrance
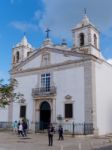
[[31, 100, 36, 131], [32, 97, 56, 126], [52, 98, 56, 123]]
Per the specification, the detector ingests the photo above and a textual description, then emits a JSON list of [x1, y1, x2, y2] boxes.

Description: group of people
[[48, 124, 64, 146], [12, 120, 28, 137], [13, 121, 63, 144]]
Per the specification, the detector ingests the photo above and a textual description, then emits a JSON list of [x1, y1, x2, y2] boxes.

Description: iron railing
[[0, 122, 12, 130], [0, 122, 93, 135], [34, 122, 94, 135], [32, 86, 56, 97]]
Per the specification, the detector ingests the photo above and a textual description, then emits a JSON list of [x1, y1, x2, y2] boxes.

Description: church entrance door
[[40, 101, 51, 129]]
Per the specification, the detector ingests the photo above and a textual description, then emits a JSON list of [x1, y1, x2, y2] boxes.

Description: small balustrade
[[32, 86, 56, 97]]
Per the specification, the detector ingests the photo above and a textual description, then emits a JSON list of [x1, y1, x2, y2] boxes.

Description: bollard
[[72, 122, 75, 137], [84, 122, 86, 135]]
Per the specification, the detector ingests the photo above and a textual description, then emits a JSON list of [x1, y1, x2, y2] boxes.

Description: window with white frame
[[41, 73, 51, 91]]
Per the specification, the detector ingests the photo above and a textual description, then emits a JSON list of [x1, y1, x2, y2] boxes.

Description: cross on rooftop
[[45, 28, 51, 39], [84, 8, 87, 15]]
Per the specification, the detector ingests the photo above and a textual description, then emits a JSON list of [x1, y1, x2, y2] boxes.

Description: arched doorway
[[40, 101, 51, 129]]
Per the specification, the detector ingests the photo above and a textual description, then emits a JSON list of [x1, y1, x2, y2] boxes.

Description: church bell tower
[[12, 35, 33, 66], [72, 13, 100, 58]]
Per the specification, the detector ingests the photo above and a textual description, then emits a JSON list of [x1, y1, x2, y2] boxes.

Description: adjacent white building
[[9, 14, 112, 135]]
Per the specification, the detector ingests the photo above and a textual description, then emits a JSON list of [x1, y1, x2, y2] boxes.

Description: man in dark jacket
[[48, 123, 54, 146], [22, 120, 28, 136], [58, 125, 64, 140]]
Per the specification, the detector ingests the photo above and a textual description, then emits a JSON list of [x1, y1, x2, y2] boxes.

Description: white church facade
[[8, 14, 112, 135]]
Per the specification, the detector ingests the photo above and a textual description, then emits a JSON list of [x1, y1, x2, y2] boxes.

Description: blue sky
[[1, 0, 112, 81]]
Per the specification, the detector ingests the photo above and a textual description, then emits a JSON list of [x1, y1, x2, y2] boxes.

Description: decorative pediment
[[11, 47, 88, 74]]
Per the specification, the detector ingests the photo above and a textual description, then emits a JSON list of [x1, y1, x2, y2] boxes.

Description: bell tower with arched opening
[[12, 35, 33, 66], [72, 14, 100, 58]]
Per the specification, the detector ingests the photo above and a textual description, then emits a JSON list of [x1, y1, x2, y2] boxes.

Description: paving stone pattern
[[0, 132, 112, 150]]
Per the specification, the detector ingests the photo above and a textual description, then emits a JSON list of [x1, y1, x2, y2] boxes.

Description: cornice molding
[[72, 44, 100, 52], [11, 56, 101, 77], [72, 24, 100, 33]]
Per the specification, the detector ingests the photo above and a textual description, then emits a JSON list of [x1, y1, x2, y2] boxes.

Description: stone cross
[[45, 28, 50, 39]]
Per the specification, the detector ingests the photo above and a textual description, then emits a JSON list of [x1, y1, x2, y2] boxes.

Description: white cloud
[[38, 0, 112, 39], [10, 0, 112, 48], [34, 10, 43, 20], [107, 59, 112, 65], [10, 21, 38, 32]]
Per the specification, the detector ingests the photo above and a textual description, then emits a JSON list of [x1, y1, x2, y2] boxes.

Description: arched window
[[79, 33, 84, 46], [16, 51, 20, 63], [94, 34, 97, 48]]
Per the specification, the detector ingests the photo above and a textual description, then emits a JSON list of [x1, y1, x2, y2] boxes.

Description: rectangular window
[[20, 105, 26, 118], [41, 73, 50, 91], [65, 104, 73, 118]]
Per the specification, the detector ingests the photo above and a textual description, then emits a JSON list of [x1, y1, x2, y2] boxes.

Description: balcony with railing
[[32, 86, 56, 98]]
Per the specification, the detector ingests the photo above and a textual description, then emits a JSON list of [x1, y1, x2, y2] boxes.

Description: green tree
[[0, 78, 24, 107]]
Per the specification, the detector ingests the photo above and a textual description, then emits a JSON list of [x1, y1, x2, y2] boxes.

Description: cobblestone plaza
[[0, 132, 112, 150]]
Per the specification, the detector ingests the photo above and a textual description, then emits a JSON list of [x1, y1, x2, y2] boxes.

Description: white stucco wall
[[54, 66, 85, 124], [13, 74, 38, 126], [95, 61, 112, 135], [13, 65, 85, 125], [51, 52, 81, 64], [22, 55, 41, 69], [0, 107, 8, 122]]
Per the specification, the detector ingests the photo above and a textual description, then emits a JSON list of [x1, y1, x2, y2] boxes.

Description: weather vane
[[45, 28, 51, 39], [84, 8, 87, 15]]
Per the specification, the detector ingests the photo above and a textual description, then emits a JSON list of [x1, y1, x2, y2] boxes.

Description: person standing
[[22, 120, 28, 136], [48, 123, 54, 146], [18, 122, 24, 137], [12, 120, 18, 133], [58, 125, 64, 140]]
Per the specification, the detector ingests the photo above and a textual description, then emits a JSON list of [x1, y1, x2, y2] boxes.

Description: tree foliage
[[0, 78, 24, 107]]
